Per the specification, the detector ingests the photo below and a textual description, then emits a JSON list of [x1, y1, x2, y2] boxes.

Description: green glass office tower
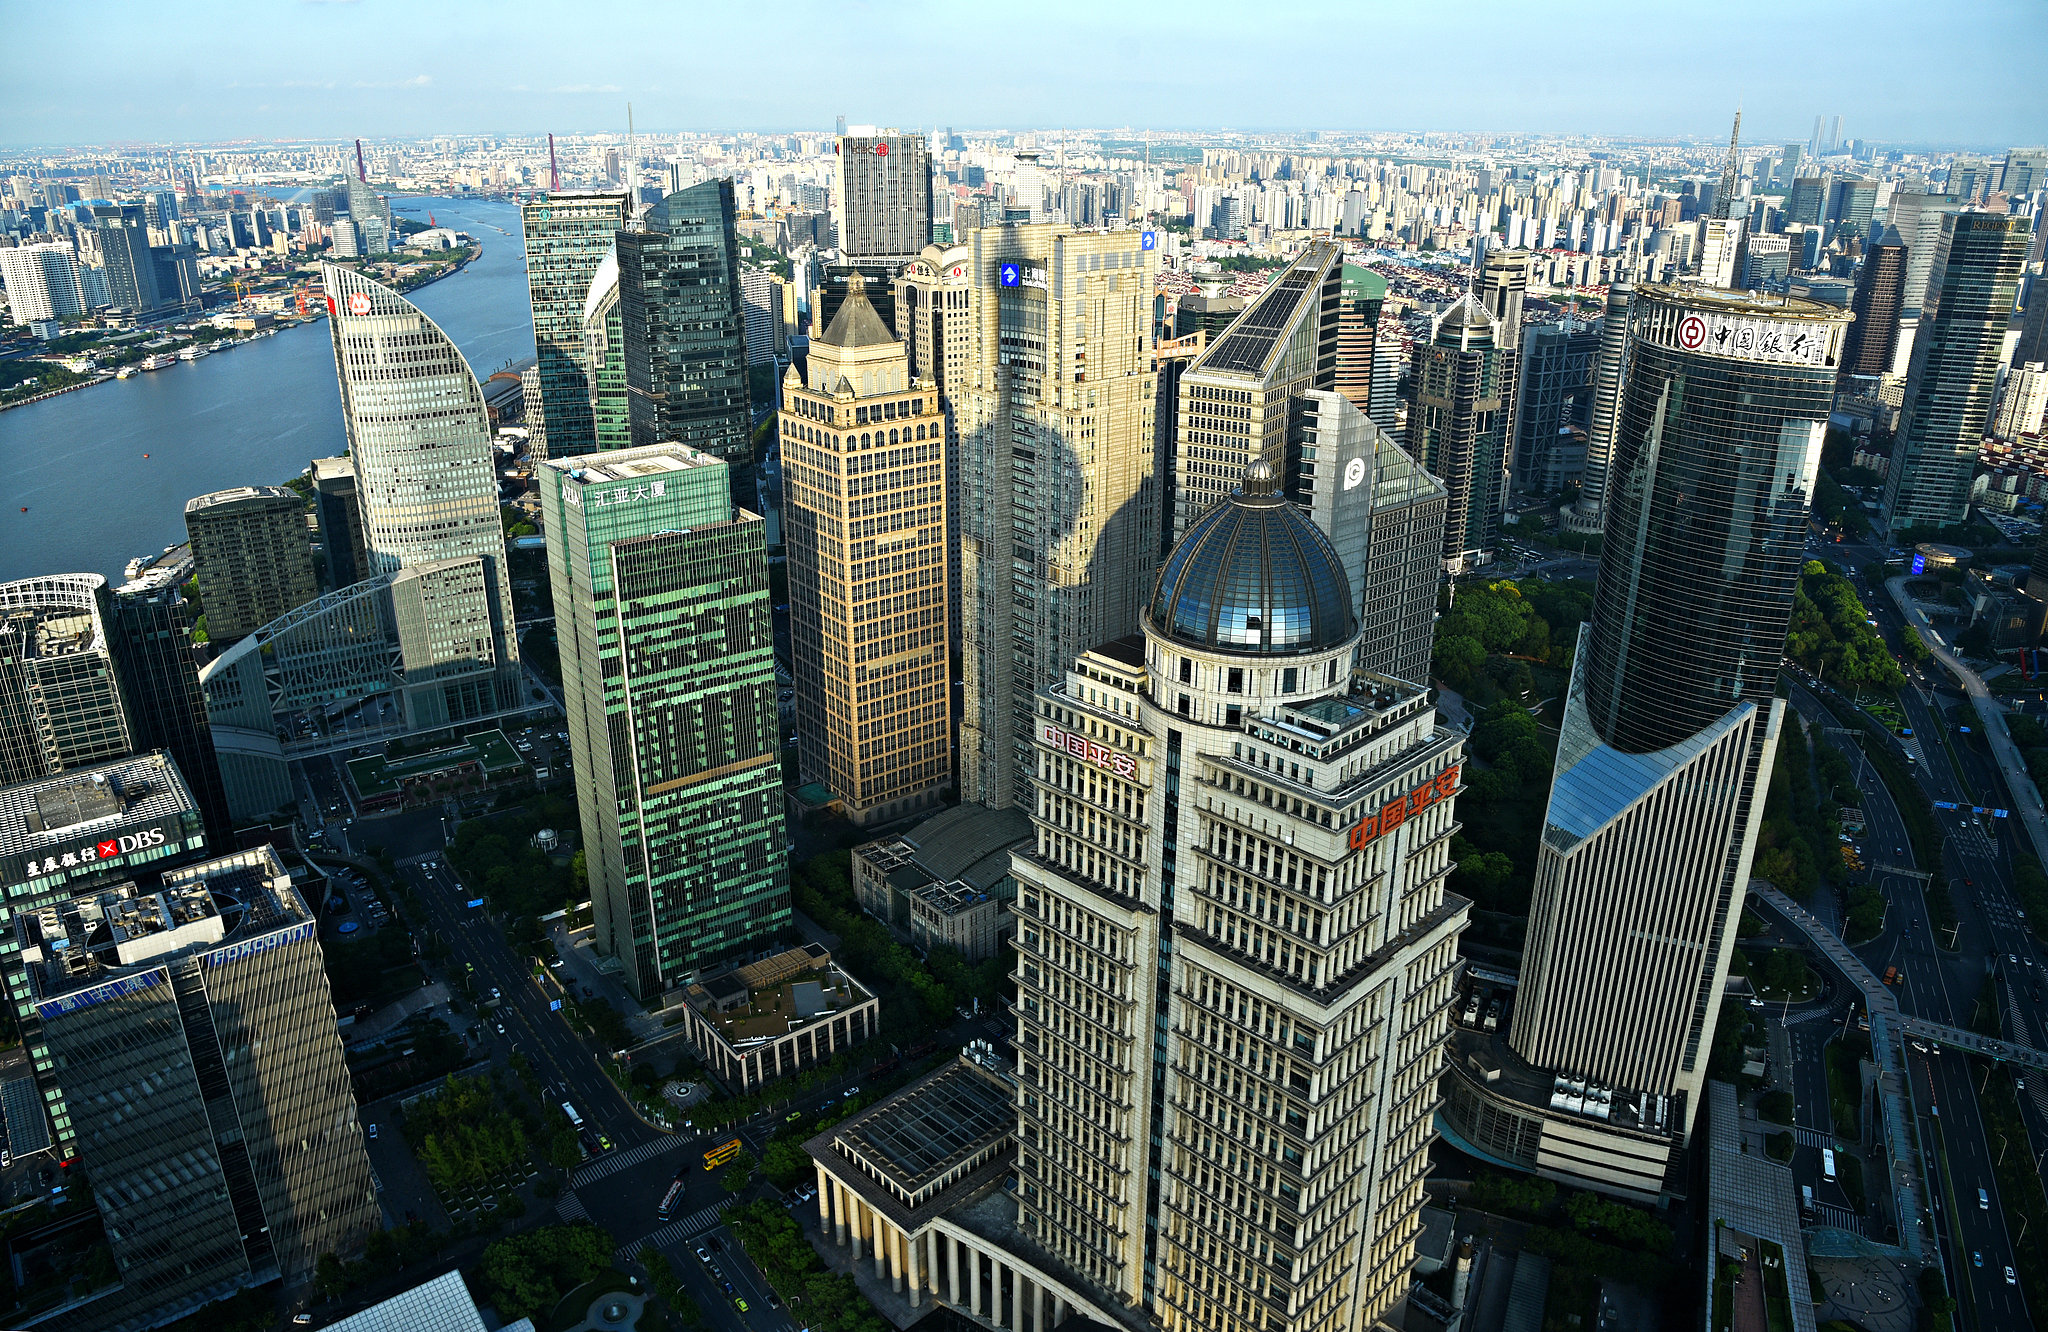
[[581, 250, 631, 453], [541, 444, 787, 1001], [521, 192, 631, 461], [617, 181, 752, 470]]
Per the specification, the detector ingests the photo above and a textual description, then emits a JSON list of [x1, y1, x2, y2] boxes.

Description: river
[[0, 196, 534, 585]]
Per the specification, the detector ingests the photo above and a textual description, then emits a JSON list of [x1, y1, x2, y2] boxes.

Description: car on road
[[367, 1123, 378, 1140], [2008, 1266, 2019, 1285], [844, 1086, 859, 1099], [293, 1316, 314, 1326], [787, 1111, 802, 1122], [597, 1134, 613, 1151], [1974, 1250, 1984, 1267], [735, 1299, 748, 1312], [491, 987, 501, 1000]]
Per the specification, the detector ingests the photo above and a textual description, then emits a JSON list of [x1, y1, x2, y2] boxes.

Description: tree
[[316, 1251, 349, 1298], [723, 1149, 758, 1193], [475, 1223, 614, 1322]]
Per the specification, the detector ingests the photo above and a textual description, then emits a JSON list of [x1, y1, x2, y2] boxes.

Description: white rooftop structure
[[323, 1270, 533, 1332]]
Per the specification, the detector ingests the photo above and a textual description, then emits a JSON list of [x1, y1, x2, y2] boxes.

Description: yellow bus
[[703, 1138, 742, 1170]]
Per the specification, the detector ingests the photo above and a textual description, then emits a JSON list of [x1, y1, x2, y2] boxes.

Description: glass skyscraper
[[580, 249, 632, 453], [0, 574, 132, 789], [1881, 212, 2033, 531], [108, 580, 234, 845], [1407, 295, 1509, 573], [541, 444, 788, 1001], [520, 191, 631, 460], [323, 263, 521, 715], [1444, 286, 1850, 1200], [617, 181, 753, 473]]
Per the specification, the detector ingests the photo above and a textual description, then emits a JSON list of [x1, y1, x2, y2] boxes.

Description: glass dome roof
[[1148, 461, 1356, 656]]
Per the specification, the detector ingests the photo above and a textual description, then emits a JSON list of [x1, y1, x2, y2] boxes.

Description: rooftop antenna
[[1711, 108, 1741, 221], [548, 133, 561, 193], [355, 138, 368, 184], [627, 102, 635, 194]]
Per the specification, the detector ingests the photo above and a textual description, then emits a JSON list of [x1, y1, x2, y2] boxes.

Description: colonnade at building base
[[815, 1162, 1122, 1332]]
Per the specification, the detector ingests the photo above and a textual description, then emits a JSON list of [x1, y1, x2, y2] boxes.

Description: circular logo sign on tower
[[1677, 313, 1707, 350], [347, 292, 372, 317], [873, 143, 889, 157]]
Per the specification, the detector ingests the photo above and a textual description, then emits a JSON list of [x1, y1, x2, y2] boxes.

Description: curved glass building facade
[[322, 263, 519, 710], [1582, 286, 1847, 755]]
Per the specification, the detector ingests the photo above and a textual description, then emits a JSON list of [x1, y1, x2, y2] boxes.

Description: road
[[401, 858, 655, 1155]]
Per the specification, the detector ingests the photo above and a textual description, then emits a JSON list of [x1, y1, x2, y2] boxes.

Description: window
[[1226, 705, 1241, 727], [1282, 667, 1297, 694], [1227, 668, 1244, 694], [1179, 658, 1193, 685], [1178, 694, 1191, 717]]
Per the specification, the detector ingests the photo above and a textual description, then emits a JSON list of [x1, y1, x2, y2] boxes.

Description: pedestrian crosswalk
[[556, 1192, 591, 1223], [573, 1135, 688, 1188], [618, 1204, 723, 1261], [1814, 1202, 1866, 1235], [1795, 1126, 1834, 1149]]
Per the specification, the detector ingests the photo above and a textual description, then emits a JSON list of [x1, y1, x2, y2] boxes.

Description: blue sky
[[6, 0, 2044, 149]]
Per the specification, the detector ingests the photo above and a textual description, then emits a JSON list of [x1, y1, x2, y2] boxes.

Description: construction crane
[[1711, 109, 1742, 221]]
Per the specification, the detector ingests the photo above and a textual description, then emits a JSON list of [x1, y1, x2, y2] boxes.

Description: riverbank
[[0, 241, 482, 415]]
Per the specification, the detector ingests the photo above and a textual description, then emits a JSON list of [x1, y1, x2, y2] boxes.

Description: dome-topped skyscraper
[[1149, 459, 1356, 657]]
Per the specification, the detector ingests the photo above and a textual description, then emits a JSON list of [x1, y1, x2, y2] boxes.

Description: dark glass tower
[[1407, 294, 1508, 572], [109, 581, 233, 844], [1506, 286, 1851, 1149], [617, 180, 752, 472], [1584, 288, 1846, 754], [1511, 318, 1601, 493], [1841, 225, 1907, 377]]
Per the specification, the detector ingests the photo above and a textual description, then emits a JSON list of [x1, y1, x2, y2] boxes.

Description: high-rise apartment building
[[520, 192, 631, 460], [957, 224, 1163, 810], [540, 443, 788, 1001], [323, 263, 521, 716], [617, 181, 752, 471], [2000, 147, 2047, 196], [1841, 225, 1907, 377], [1881, 213, 2032, 530], [740, 264, 789, 366], [183, 486, 319, 645], [1444, 286, 1848, 1201], [0, 574, 133, 789], [1408, 295, 1508, 573], [1511, 318, 1601, 494], [1994, 362, 2048, 441], [1008, 463, 1467, 1326], [580, 249, 632, 453], [28, 846, 376, 1327], [107, 581, 234, 844], [0, 240, 84, 325], [310, 455, 370, 590], [781, 277, 951, 827], [1291, 390, 1446, 685], [896, 243, 974, 650], [1170, 241, 1342, 539]]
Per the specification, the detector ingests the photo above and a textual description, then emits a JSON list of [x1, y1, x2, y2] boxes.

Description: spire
[[1712, 109, 1742, 221]]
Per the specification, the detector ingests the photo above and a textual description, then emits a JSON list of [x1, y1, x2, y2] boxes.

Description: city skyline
[[3, 1, 2046, 148]]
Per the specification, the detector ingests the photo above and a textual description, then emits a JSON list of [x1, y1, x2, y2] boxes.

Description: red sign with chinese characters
[[1346, 765, 1460, 850], [1038, 721, 1138, 780]]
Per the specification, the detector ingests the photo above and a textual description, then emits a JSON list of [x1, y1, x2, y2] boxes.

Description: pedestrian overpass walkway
[[1749, 881, 1929, 1261]]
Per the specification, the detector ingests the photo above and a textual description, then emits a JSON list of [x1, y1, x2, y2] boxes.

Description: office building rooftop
[[0, 753, 192, 862]]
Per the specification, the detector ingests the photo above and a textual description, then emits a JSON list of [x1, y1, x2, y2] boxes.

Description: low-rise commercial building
[[678, 944, 878, 1089], [851, 802, 1031, 962]]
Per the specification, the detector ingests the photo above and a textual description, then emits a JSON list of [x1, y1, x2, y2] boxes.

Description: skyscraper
[[323, 263, 521, 715], [520, 192, 632, 461], [107, 580, 234, 844], [1828, 178, 1877, 241], [1444, 286, 1848, 1199], [93, 203, 163, 314], [1006, 462, 1467, 1325], [580, 249, 632, 453], [833, 130, 933, 273], [617, 181, 752, 472], [1170, 241, 1342, 538], [1881, 213, 2032, 531], [782, 277, 951, 827], [183, 485, 319, 646], [540, 443, 788, 1000], [1408, 295, 1508, 573], [1837, 226, 1906, 381], [311, 456, 370, 590], [0, 574, 132, 788], [958, 224, 1162, 810], [0, 240, 84, 325], [896, 243, 974, 650], [1291, 389, 1447, 685], [1511, 318, 1601, 494], [2001, 147, 2047, 196], [28, 846, 377, 1327], [1333, 262, 1387, 416]]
